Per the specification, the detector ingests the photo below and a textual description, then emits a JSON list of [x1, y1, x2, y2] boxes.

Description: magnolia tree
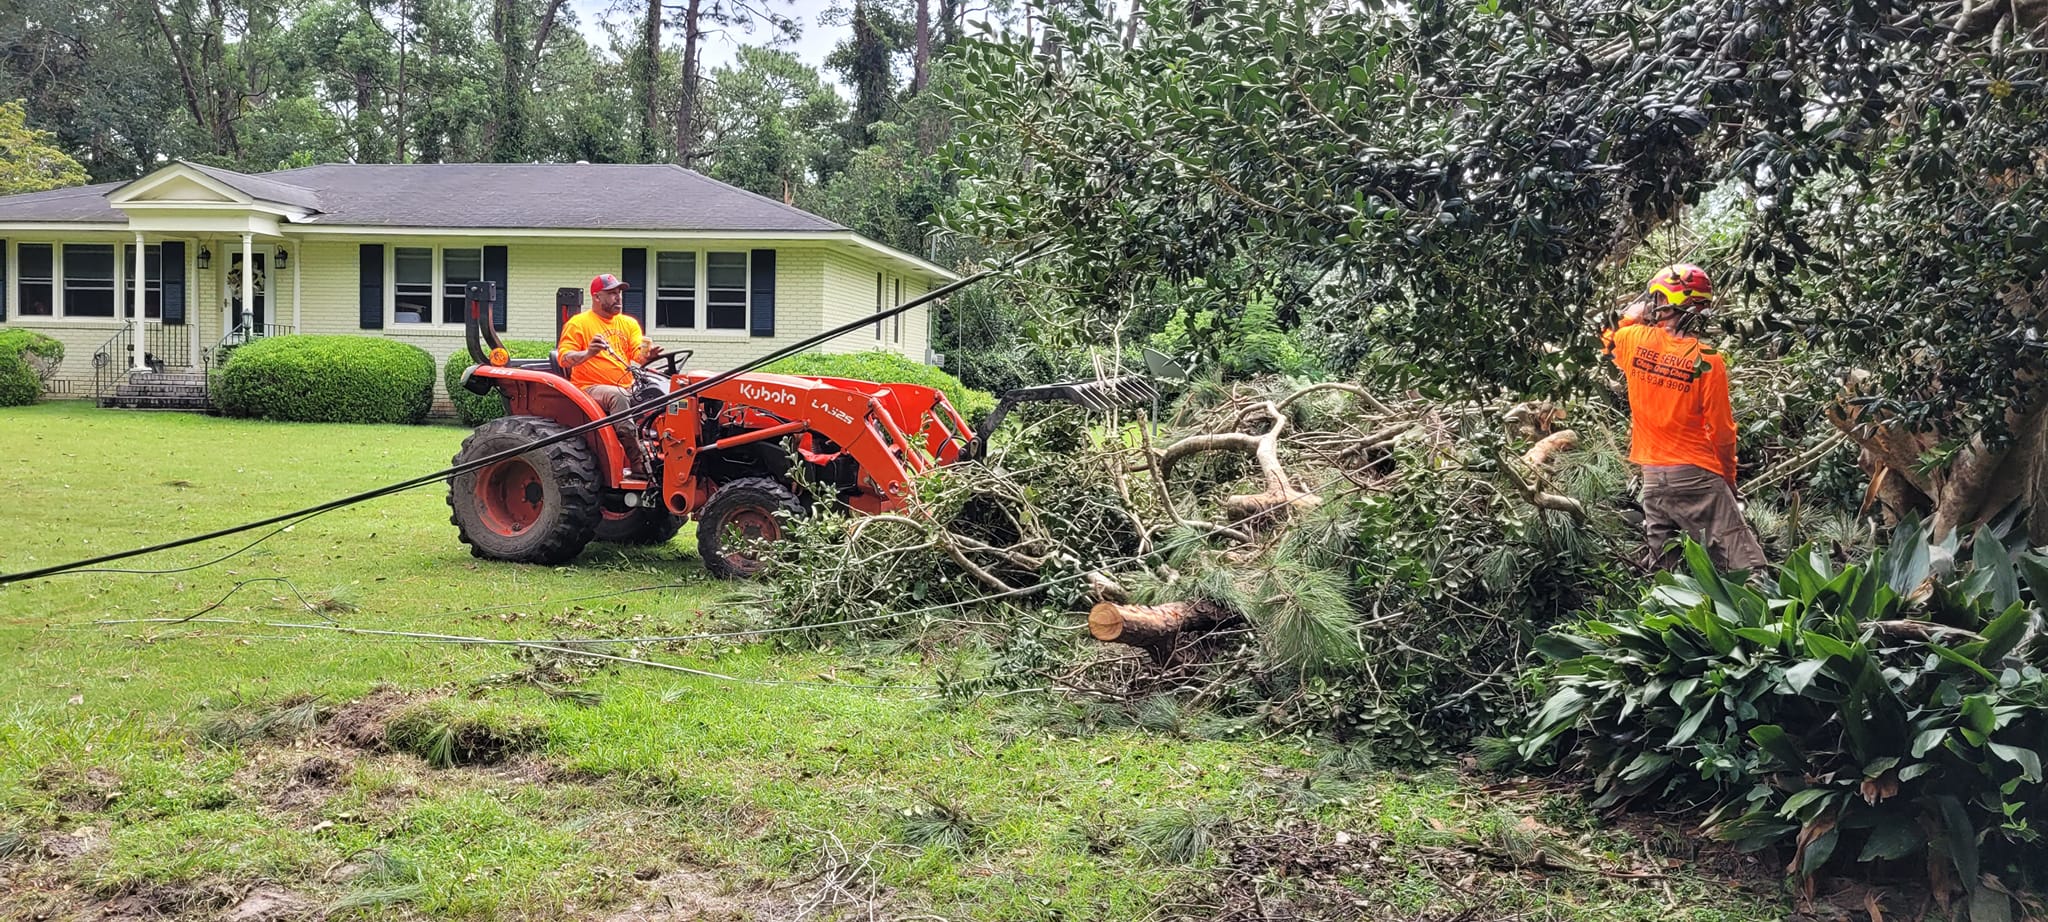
[[942, 0, 2048, 538]]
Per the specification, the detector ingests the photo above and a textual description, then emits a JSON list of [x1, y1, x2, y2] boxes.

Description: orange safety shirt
[[558, 309, 645, 392], [1603, 318, 1739, 485]]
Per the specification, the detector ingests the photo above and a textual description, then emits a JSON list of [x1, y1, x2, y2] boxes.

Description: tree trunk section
[[676, 0, 703, 166], [641, 0, 663, 159], [913, 0, 931, 93], [1089, 599, 1237, 663]]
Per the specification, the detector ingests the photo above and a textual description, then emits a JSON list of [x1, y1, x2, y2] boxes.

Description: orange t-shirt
[[1603, 319, 1739, 484], [558, 310, 644, 391]]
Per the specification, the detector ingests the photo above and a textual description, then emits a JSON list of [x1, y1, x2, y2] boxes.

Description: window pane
[[19, 243, 52, 279], [442, 248, 482, 323], [18, 244, 53, 316], [656, 252, 696, 328], [64, 244, 116, 317], [705, 252, 746, 290], [705, 252, 746, 330], [394, 247, 434, 324], [443, 249, 482, 282]]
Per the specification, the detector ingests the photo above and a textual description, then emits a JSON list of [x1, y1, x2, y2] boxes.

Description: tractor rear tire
[[594, 506, 684, 545], [696, 477, 803, 579], [448, 415, 602, 564]]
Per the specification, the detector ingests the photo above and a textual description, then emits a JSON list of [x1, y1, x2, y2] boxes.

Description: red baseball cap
[[590, 273, 629, 295]]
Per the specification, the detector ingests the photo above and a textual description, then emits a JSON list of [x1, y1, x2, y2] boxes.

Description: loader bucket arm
[[685, 373, 933, 511], [969, 376, 1160, 462], [465, 280, 509, 365]]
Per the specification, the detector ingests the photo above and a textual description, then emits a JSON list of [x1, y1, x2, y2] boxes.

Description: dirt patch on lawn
[[604, 866, 792, 922], [219, 885, 314, 922], [319, 686, 432, 752]]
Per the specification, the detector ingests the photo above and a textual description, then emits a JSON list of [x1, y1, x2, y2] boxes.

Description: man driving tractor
[[559, 273, 666, 477], [1603, 263, 1768, 573]]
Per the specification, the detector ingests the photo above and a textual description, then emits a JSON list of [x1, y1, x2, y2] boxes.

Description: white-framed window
[[656, 252, 696, 328], [650, 249, 749, 333], [10, 242, 179, 320], [874, 272, 884, 340], [16, 243, 54, 317], [892, 278, 902, 344], [123, 244, 164, 319], [62, 244, 118, 317], [390, 245, 483, 325]]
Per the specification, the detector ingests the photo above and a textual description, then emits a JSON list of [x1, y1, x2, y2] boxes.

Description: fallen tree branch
[[1497, 453, 1587, 521], [1088, 599, 1240, 663]]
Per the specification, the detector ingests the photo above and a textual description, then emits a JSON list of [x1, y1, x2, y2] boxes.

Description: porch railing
[[201, 322, 293, 397], [91, 322, 196, 401]]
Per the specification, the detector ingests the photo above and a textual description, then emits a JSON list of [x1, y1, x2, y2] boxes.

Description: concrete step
[[124, 372, 207, 386], [115, 383, 209, 397], [99, 394, 212, 411]]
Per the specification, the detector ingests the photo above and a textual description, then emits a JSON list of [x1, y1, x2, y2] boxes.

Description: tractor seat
[[504, 352, 569, 379]]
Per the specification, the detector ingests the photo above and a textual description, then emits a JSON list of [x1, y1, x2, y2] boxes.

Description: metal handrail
[[90, 325, 133, 402]]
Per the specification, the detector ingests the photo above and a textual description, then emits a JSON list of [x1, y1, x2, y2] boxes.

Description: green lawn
[[0, 402, 1789, 921]]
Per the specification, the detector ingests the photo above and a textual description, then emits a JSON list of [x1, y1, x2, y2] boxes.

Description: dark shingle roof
[[182, 161, 324, 211], [274, 163, 844, 232], [0, 162, 848, 234], [0, 181, 129, 223]]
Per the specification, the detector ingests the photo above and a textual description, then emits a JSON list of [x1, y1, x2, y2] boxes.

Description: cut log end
[[1088, 599, 1239, 663]]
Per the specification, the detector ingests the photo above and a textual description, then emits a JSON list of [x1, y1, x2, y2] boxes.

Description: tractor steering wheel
[[653, 349, 693, 377]]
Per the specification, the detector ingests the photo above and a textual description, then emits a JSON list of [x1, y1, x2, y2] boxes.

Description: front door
[[228, 250, 269, 329]]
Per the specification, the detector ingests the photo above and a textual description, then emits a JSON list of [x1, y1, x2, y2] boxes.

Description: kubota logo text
[[738, 383, 798, 406]]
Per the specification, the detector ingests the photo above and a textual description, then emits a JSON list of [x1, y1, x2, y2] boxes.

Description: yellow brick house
[[0, 161, 954, 411]]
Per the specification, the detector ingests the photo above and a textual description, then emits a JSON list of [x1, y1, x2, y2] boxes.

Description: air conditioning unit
[[925, 349, 946, 368]]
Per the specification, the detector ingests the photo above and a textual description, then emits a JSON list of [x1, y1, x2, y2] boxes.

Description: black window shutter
[[359, 244, 384, 329], [484, 245, 509, 332], [160, 241, 186, 326], [0, 239, 7, 322], [620, 247, 647, 326], [749, 249, 775, 337]]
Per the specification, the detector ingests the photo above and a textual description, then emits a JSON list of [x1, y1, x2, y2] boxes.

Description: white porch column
[[240, 233, 254, 331], [292, 245, 302, 333], [132, 232, 147, 372]]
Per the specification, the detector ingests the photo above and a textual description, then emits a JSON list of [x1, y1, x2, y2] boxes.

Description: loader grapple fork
[[971, 376, 1160, 461]]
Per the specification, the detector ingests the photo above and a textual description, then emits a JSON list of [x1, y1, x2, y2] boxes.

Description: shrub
[[0, 330, 63, 407], [214, 335, 434, 424], [765, 350, 997, 424], [1513, 519, 2048, 911], [441, 340, 556, 426], [1146, 292, 1321, 381]]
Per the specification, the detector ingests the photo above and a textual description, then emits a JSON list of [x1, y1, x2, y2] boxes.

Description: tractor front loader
[[447, 281, 1156, 577]]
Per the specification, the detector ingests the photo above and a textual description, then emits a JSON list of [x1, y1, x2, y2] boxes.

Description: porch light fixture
[[197, 246, 211, 269], [276, 248, 289, 269]]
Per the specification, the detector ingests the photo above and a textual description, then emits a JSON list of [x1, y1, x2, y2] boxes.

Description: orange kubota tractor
[[447, 282, 1154, 577]]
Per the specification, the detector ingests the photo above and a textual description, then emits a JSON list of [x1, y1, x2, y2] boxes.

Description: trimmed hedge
[[442, 340, 556, 426], [765, 350, 997, 423], [215, 335, 435, 424], [0, 330, 63, 407]]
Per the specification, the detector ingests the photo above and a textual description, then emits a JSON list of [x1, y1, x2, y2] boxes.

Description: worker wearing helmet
[[559, 273, 666, 477], [1603, 264, 1767, 572]]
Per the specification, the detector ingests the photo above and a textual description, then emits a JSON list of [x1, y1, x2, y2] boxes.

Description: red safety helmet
[[590, 273, 629, 295], [1646, 263, 1713, 309]]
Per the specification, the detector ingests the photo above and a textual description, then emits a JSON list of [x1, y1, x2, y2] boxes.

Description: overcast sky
[[565, 0, 851, 88]]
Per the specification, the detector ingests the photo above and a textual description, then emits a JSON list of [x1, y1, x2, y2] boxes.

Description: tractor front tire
[[448, 415, 602, 564], [696, 477, 803, 579], [594, 506, 684, 546]]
